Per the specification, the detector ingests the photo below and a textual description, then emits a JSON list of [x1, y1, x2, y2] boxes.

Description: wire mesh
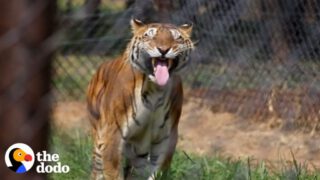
[[0, 0, 319, 178], [54, 0, 320, 131]]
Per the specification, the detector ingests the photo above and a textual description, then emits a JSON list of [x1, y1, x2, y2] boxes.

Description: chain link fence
[[1, 0, 318, 178], [54, 0, 320, 132]]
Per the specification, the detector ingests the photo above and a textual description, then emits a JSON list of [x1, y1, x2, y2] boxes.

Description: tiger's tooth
[[168, 59, 173, 69]]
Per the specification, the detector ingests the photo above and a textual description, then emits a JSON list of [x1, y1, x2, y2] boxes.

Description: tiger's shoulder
[[86, 56, 144, 123]]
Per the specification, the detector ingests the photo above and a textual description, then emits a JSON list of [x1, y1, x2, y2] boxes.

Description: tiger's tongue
[[154, 62, 169, 86]]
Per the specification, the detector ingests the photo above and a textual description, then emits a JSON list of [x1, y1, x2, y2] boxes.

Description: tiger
[[86, 19, 194, 180]]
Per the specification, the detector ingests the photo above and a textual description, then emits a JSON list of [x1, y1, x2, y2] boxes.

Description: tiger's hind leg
[[91, 124, 124, 180]]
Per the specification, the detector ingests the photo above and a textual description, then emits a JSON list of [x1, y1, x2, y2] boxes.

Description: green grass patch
[[49, 130, 92, 180], [49, 130, 320, 180]]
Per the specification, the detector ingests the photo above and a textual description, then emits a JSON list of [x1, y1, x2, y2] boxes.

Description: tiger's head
[[128, 19, 194, 86]]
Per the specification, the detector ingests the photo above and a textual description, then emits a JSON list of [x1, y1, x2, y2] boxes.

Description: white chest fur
[[122, 81, 172, 155]]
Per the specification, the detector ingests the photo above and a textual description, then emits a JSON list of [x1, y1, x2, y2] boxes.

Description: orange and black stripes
[[86, 20, 193, 180]]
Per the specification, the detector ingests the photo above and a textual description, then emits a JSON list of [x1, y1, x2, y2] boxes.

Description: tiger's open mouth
[[151, 57, 173, 86]]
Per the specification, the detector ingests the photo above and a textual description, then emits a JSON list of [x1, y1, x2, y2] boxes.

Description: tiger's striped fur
[[87, 19, 194, 180]]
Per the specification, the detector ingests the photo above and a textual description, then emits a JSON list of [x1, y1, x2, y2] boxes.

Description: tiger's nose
[[157, 47, 170, 56]]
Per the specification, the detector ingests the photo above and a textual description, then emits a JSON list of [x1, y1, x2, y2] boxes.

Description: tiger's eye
[[176, 36, 184, 43], [144, 28, 157, 38]]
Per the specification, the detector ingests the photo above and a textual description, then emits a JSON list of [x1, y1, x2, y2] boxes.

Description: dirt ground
[[52, 98, 320, 170]]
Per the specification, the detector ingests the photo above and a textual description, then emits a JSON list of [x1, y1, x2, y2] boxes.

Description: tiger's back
[[87, 19, 193, 180]]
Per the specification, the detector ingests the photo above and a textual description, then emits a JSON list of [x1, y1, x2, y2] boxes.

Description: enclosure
[[1, 0, 320, 179]]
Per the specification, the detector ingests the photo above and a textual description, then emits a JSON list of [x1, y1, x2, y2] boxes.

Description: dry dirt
[[52, 99, 320, 170]]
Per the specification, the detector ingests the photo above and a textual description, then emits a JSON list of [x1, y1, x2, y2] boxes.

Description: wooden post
[[0, 1, 55, 179]]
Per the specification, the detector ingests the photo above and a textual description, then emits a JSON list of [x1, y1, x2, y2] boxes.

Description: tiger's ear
[[131, 18, 144, 32], [179, 23, 193, 37]]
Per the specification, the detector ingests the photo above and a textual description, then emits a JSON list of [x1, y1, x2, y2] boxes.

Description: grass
[[49, 130, 92, 180], [49, 129, 320, 180]]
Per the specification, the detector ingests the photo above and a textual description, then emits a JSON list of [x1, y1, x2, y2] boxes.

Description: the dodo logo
[[5, 143, 35, 173]]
